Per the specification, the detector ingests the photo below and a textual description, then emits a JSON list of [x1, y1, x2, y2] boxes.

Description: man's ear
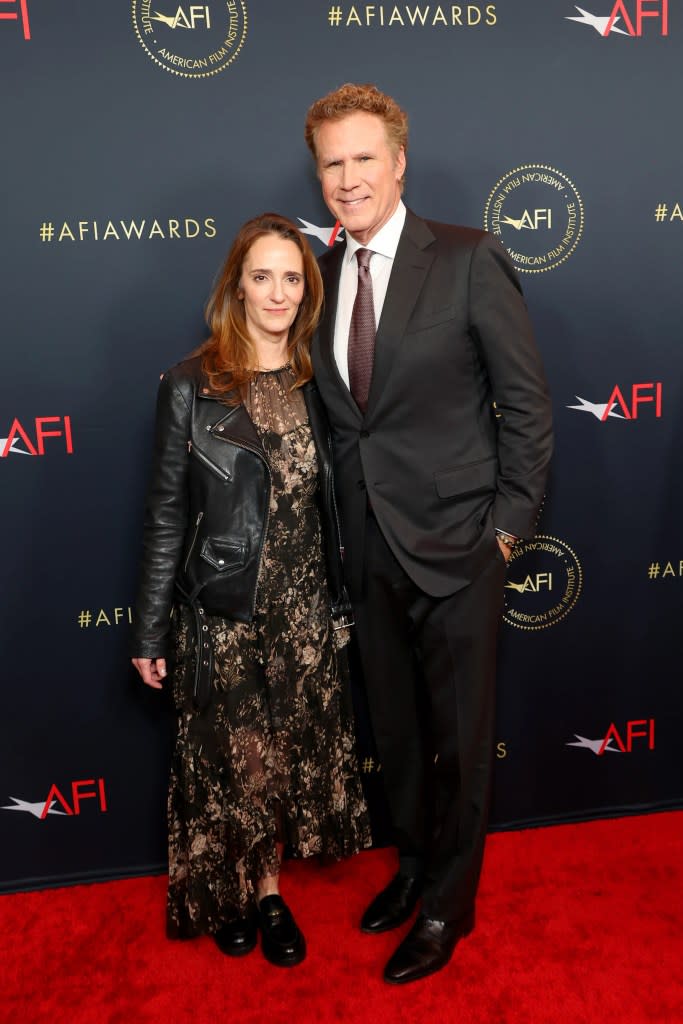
[[395, 146, 407, 181]]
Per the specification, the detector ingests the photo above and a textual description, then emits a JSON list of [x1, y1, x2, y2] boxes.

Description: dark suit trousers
[[354, 513, 506, 922]]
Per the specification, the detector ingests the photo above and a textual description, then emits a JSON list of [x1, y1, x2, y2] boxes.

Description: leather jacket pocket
[[199, 536, 248, 574]]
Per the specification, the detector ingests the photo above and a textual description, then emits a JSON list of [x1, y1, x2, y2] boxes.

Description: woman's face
[[239, 235, 305, 347]]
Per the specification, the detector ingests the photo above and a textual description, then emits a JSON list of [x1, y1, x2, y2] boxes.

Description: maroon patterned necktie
[[347, 248, 376, 414]]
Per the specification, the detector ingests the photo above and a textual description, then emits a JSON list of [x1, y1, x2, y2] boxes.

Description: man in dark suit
[[304, 84, 552, 984]]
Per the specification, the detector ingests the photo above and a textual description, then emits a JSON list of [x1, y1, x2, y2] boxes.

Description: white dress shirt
[[333, 200, 407, 387]]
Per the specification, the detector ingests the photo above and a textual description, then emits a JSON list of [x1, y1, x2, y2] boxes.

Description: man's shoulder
[[412, 210, 487, 252], [316, 212, 495, 271]]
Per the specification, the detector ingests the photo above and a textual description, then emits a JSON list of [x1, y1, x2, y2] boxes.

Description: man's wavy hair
[[199, 213, 323, 402], [304, 83, 408, 191]]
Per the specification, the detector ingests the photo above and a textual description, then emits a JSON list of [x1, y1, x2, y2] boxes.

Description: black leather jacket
[[131, 356, 351, 700]]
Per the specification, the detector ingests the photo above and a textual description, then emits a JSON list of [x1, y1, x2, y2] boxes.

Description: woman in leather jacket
[[131, 214, 371, 967]]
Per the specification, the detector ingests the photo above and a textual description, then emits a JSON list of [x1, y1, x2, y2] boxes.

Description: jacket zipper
[[183, 511, 204, 574], [189, 442, 232, 482], [212, 434, 271, 617]]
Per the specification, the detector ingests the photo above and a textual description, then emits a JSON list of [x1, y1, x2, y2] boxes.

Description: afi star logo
[[505, 571, 553, 594], [151, 5, 211, 29], [501, 210, 553, 230], [568, 383, 662, 421], [567, 719, 655, 755], [297, 218, 343, 248], [1, 416, 73, 457], [566, 1, 669, 36], [2, 779, 108, 819]]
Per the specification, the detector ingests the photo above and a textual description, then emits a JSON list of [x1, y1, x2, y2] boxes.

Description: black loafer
[[214, 910, 258, 957], [383, 909, 475, 984], [360, 873, 422, 934], [258, 895, 306, 967]]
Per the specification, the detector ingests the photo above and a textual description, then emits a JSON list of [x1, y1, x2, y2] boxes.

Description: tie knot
[[356, 248, 373, 270]]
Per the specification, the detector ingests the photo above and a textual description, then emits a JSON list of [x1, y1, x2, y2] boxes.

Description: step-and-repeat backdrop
[[2, 1, 681, 891]]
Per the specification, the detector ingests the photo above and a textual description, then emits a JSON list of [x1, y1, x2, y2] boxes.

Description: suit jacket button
[[357, 480, 367, 491], [360, 430, 369, 438]]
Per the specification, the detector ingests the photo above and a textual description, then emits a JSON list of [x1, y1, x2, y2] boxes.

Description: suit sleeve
[[130, 371, 191, 659], [468, 233, 553, 538]]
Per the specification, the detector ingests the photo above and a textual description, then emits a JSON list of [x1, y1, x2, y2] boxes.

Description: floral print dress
[[166, 367, 371, 938]]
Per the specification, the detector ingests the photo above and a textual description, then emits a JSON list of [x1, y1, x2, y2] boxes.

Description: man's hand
[[496, 536, 514, 562], [132, 657, 167, 689]]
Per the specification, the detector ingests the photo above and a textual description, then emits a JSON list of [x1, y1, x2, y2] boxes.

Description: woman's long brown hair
[[200, 213, 324, 401]]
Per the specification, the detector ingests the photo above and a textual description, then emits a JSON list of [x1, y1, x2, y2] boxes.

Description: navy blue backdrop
[[1, 0, 681, 891]]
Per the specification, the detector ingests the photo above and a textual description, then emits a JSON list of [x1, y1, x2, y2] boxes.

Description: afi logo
[[297, 218, 343, 248], [501, 210, 553, 231], [567, 719, 655, 755], [606, 0, 668, 35], [151, 5, 211, 29], [1, 416, 73, 457], [0, 0, 31, 40], [568, 382, 662, 422], [2, 778, 108, 819], [602, 382, 663, 420], [567, 2, 668, 36], [505, 571, 553, 594]]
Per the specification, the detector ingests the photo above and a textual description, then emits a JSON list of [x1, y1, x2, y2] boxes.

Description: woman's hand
[[132, 657, 167, 689]]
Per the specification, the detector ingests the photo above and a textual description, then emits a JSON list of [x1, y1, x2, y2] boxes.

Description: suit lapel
[[366, 210, 435, 415]]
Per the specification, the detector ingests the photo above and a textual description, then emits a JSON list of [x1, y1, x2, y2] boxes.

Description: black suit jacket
[[312, 209, 553, 600]]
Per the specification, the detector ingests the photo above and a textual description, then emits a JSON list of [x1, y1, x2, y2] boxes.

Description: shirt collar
[[344, 200, 406, 265]]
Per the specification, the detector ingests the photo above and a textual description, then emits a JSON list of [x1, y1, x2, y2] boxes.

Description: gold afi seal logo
[[132, 1, 247, 78], [484, 165, 584, 274], [503, 535, 582, 631]]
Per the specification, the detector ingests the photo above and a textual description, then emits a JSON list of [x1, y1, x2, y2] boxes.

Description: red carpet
[[2, 812, 681, 1024]]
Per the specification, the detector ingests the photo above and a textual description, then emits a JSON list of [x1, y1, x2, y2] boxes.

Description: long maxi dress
[[165, 366, 372, 938]]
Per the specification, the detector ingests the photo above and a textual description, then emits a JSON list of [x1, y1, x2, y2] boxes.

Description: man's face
[[315, 111, 406, 246]]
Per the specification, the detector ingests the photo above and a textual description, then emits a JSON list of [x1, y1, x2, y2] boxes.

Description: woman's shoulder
[[155, 354, 206, 413], [161, 353, 207, 395], [164, 352, 203, 384]]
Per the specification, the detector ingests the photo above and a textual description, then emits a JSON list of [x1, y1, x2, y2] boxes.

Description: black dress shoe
[[258, 895, 306, 967], [360, 873, 422, 934], [214, 911, 258, 957], [383, 909, 475, 984]]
